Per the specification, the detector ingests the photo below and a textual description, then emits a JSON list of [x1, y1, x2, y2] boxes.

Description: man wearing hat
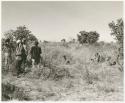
[[15, 39, 25, 77], [22, 38, 28, 68]]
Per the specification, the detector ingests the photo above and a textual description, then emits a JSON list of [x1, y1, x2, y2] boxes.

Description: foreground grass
[[2, 64, 123, 101]]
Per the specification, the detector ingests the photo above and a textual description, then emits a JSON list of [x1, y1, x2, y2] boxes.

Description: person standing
[[30, 41, 42, 68], [15, 39, 25, 77], [3, 38, 12, 71], [22, 38, 28, 68]]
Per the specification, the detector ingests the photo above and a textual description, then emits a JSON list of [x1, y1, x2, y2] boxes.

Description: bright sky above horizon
[[2, 1, 123, 42]]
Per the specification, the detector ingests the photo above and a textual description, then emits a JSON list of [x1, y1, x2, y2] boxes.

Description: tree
[[2, 30, 16, 51], [108, 18, 123, 47], [4, 30, 15, 42], [77, 31, 99, 44], [14, 25, 37, 41], [3, 25, 38, 42], [61, 38, 66, 43], [69, 38, 75, 43], [77, 31, 88, 44], [109, 18, 124, 72], [87, 31, 99, 44]]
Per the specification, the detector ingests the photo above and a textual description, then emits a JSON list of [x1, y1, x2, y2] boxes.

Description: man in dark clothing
[[30, 41, 42, 68]]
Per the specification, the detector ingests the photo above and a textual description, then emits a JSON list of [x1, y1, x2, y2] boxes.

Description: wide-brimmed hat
[[22, 38, 26, 42], [16, 40, 21, 44]]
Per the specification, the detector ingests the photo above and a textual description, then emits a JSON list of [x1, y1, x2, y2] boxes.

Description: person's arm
[[30, 46, 33, 55], [39, 47, 42, 54], [26, 45, 28, 55], [11, 43, 15, 52], [2, 45, 5, 52]]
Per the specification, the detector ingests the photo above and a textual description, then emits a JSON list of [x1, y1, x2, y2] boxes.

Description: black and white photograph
[[1, 0, 124, 101]]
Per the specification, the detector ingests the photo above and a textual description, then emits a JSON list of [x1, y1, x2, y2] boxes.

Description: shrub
[[77, 31, 99, 44]]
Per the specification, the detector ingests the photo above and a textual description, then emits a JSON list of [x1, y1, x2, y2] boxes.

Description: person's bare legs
[[37, 64, 40, 68], [4, 53, 9, 71], [32, 59, 35, 68]]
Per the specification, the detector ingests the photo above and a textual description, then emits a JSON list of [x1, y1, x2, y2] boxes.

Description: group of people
[[3, 38, 42, 77]]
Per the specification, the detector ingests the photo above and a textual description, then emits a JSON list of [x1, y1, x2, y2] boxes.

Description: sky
[[2, 1, 123, 42]]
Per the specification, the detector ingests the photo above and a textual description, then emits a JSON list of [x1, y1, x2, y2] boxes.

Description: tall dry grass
[[2, 42, 123, 100]]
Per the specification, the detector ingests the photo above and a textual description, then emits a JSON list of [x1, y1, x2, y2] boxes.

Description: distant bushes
[[77, 31, 99, 45]]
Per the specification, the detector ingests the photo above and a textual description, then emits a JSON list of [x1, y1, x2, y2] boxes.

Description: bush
[[77, 31, 99, 44]]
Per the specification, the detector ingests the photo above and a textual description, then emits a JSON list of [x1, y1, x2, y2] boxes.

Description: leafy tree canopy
[[109, 18, 123, 47], [77, 31, 99, 44], [3, 25, 38, 42]]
